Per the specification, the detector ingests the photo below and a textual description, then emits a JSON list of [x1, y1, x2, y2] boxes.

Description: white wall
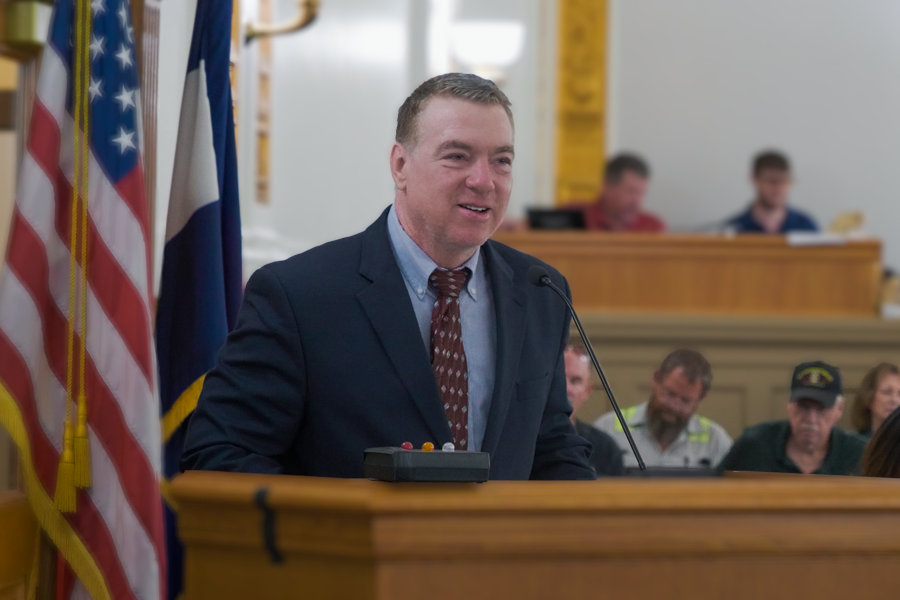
[[236, 0, 556, 273], [258, 0, 410, 259], [608, 0, 900, 268]]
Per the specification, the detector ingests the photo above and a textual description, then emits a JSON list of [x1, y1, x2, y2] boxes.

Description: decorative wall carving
[[555, 0, 607, 204]]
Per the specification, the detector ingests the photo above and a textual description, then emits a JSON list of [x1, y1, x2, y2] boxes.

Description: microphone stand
[[532, 269, 647, 471]]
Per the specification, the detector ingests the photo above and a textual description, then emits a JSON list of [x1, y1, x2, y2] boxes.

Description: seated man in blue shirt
[[727, 150, 818, 234]]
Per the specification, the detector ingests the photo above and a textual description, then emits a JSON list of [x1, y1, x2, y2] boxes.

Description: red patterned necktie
[[429, 267, 471, 449]]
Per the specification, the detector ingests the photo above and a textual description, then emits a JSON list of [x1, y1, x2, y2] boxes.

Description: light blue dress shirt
[[386, 205, 496, 451]]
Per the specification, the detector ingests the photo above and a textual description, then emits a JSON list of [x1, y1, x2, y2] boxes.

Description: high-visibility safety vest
[[613, 406, 711, 444]]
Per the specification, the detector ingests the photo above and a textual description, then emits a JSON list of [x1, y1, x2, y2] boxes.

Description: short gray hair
[[396, 73, 513, 148]]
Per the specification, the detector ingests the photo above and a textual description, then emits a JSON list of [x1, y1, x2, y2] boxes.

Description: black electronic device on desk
[[364, 443, 490, 483], [527, 208, 586, 230]]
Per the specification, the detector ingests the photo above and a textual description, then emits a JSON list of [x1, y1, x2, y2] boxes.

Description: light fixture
[[450, 20, 525, 83]]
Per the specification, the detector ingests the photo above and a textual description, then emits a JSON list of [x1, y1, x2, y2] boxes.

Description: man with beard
[[593, 349, 732, 469], [718, 361, 867, 475], [726, 150, 818, 233]]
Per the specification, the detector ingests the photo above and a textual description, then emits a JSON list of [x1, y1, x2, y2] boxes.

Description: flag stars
[[117, 3, 134, 42], [91, 0, 106, 16], [89, 35, 105, 60], [111, 126, 136, 154], [115, 44, 133, 69], [115, 85, 135, 112], [117, 2, 129, 28], [88, 78, 103, 102]]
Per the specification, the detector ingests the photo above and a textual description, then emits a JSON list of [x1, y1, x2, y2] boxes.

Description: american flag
[[0, 0, 165, 599]]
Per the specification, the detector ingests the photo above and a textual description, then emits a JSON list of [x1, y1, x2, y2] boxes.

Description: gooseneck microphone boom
[[527, 265, 646, 471]]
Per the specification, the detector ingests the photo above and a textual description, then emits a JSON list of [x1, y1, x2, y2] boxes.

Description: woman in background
[[851, 363, 900, 438], [862, 406, 900, 478]]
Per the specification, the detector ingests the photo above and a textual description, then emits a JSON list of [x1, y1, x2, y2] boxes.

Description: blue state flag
[[155, 0, 242, 596]]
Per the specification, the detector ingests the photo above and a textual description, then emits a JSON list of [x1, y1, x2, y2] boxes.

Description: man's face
[[648, 367, 706, 430], [564, 349, 593, 416], [753, 168, 791, 209], [390, 96, 514, 266], [603, 171, 648, 226], [787, 397, 844, 450]]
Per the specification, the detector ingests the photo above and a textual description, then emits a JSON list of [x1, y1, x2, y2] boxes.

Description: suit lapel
[[480, 242, 528, 455], [356, 210, 452, 445]]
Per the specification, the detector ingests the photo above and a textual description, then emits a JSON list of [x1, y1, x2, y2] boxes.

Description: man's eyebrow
[[433, 140, 515, 157], [435, 140, 474, 155]]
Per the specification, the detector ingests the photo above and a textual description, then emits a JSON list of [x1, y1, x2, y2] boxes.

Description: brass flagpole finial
[[245, 0, 319, 43]]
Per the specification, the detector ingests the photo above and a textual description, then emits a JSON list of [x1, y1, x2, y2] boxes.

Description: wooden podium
[[172, 472, 900, 599], [491, 232, 882, 317]]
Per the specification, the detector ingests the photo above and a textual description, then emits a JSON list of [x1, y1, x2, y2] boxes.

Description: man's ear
[[834, 395, 846, 419], [390, 142, 409, 192]]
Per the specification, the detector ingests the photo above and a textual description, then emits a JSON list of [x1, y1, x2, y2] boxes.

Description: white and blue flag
[[155, 0, 242, 596]]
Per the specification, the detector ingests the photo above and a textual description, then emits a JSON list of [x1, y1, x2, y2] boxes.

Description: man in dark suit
[[181, 73, 594, 480]]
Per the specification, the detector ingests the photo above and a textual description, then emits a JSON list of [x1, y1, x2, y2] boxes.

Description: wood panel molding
[[492, 232, 882, 317], [171, 472, 900, 600], [573, 312, 900, 436]]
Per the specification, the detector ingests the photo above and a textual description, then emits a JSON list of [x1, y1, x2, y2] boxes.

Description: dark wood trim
[[0, 90, 14, 129]]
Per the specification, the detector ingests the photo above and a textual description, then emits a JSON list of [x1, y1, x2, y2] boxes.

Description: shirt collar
[[630, 401, 705, 434], [777, 421, 840, 473], [628, 402, 649, 426], [387, 204, 482, 301]]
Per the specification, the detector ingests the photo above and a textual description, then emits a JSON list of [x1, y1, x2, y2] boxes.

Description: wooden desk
[[173, 472, 900, 600], [491, 232, 882, 316]]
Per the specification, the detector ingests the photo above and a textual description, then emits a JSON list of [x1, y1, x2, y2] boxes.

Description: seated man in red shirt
[[570, 154, 666, 232]]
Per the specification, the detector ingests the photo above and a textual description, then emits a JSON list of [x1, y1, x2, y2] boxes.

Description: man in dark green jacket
[[719, 361, 866, 475]]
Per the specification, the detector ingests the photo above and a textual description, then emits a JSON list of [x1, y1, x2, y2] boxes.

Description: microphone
[[527, 265, 646, 471]]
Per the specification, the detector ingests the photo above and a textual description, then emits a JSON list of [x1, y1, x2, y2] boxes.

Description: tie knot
[[429, 268, 470, 298]]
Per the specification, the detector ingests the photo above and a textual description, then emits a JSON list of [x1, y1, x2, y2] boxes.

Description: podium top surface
[[172, 471, 900, 515], [491, 231, 881, 252]]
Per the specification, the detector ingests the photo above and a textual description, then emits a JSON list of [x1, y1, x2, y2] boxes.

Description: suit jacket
[[181, 207, 594, 480]]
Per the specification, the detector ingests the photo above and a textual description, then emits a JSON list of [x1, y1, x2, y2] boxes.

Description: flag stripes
[[0, 0, 165, 598]]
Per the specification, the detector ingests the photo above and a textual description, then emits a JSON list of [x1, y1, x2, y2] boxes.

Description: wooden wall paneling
[[554, 0, 607, 204], [492, 232, 882, 317], [574, 312, 900, 438]]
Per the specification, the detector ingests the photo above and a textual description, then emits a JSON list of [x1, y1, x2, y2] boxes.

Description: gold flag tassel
[[57, 0, 90, 510], [55, 421, 77, 513], [74, 0, 92, 489]]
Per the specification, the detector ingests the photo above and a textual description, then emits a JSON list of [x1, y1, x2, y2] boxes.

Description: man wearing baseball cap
[[718, 361, 867, 475]]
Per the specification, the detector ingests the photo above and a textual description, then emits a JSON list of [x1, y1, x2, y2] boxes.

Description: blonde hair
[[851, 363, 900, 432]]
